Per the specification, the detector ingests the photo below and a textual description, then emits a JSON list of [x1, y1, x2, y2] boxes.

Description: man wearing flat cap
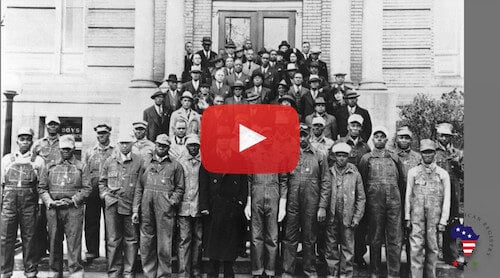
[[336, 89, 372, 142], [225, 80, 248, 104], [32, 115, 62, 259], [169, 91, 201, 138], [1, 127, 45, 278], [300, 74, 326, 119], [434, 122, 464, 266], [82, 123, 115, 261], [405, 139, 451, 278], [246, 71, 272, 104], [132, 121, 155, 161], [358, 127, 405, 278], [99, 133, 142, 278], [305, 97, 338, 140], [308, 116, 335, 158], [196, 36, 218, 71], [304, 47, 329, 82], [324, 142, 366, 278], [144, 90, 170, 141], [134, 134, 185, 277], [39, 135, 92, 278]]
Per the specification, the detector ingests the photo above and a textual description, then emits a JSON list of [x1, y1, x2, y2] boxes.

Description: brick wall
[[350, 0, 363, 84], [153, 0, 166, 81], [320, 0, 331, 71], [192, 0, 212, 52], [185, 0, 195, 44]]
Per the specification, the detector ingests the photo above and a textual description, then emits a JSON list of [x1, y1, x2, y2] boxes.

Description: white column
[[165, 0, 186, 79], [359, 0, 387, 90], [130, 0, 156, 88], [330, 0, 352, 83]]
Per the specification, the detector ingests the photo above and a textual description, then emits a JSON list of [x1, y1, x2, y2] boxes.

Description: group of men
[[0, 37, 464, 278]]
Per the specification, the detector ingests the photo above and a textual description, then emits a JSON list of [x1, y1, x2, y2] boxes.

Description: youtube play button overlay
[[201, 104, 300, 174]]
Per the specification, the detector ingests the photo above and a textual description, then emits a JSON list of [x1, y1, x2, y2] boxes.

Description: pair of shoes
[[354, 258, 368, 269]]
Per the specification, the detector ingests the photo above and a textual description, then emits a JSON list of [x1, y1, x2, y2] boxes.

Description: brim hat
[[436, 123, 454, 136], [133, 121, 148, 129], [46, 115, 61, 125], [331, 142, 352, 154], [344, 90, 360, 99], [59, 135, 75, 149], [372, 126, 389, 137], [396, 126, 413, 137], [181, 91, 194, 101], [151, 90, 166, 99], [202, 36, 212, 44], [311, 116, 326, 127], [308, 74, 321, 83], [314, 97, 326, 105], [155, 134, 171, 145], [278, 95, 296, 105], [94, 124, 112, 133], [185, 135, 201, 145], [117, 133, 135, 143], [348, 114, 364, 125], [246, 94, 261, 102], [279, 40, 291, 49], [420, 139, 436, 152], [232, 80, 246, 89], [17, 127, 34, 137]]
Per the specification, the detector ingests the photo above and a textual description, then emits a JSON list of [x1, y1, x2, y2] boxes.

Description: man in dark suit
[[225, 58, 250, 88], [303, 61, 329, 89], [223, 39, 237, 60], [245, 72, 272, 104], [301, 41, 311, 60], [211, 69, 232, 99], [182, 66, 203, 96], [251, 51, 278, 89], [164, 74, 182, 113], [225, 80, 248, 104], [304, 47, 329, 83], [184, 42, 194, 75], [300, 75, 326, 121], [143, 90, 170, 140], [196, 37, 218, 71], [335, 89, 373, 142], [288, 72, 309, 118]]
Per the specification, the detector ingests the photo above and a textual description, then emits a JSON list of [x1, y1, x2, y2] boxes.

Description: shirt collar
[[154, 154, 171, 163], [15, 151, 32, 159], [120, 152, 132, 162]]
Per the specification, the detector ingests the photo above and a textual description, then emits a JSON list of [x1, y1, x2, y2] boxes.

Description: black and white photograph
[[1, 0, 465, 277]]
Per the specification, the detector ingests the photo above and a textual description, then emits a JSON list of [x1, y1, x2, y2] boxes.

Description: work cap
[[348, 114, 364, 125], [59, 135, 75, 149], [46, 115, 61, 125], [372, 126, 389, 137], [155, 134, 171, 145], [17, 127, 34, 137], [94, 124, 112, 133], [133, 121, 148, 129], [311, 116, 326, 127], [331, 142, 352, 154], [396, 126, 413, 137], [420, 139, 436, 152], [436, 123, 454, 136]]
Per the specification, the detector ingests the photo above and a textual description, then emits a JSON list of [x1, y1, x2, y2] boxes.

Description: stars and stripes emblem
[[451, 224, 480, 257]]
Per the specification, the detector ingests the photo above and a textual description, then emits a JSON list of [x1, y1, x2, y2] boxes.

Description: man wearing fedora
[[282, 63, 298, 87], [165, 74, 182, 113], [223, 39, 237, 60], [169, 91, 201, 138], [225, 80, 248, 104], [278, 40, 291, 53], [144, 90, 170, 141], [304, 47, 329, 83], [304, 97, 338, 140], [246, 71, 272, 104], [270, 79, 291, 104], [225, 58, 250, 88], [196, 36, 218, 71], [252, 51, 278, 89], [242, 49, 260, 76], [336, 89, 372, 142], [182, 66, 204, 96], [304, 61, 328, 89], [300, 74, 326, 120], [210, 55, 226, 80]]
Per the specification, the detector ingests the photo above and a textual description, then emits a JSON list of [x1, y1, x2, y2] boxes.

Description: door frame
[[257, 11, 296, 50], [218, 11, 259, 50]]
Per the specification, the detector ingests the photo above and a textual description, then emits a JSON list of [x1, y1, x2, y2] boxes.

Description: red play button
[[200, 104, 300, 174]]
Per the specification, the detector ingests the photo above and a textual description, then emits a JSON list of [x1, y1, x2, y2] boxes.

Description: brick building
[[1, 0, 463, 153]]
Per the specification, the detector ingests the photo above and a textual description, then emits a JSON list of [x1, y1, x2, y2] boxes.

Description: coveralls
[[282, 148, 330, 277], [134, 155, 185, 277], [1, 151, 44, 278], [99, 152, 142, 278], [405, 163, 450, 278]]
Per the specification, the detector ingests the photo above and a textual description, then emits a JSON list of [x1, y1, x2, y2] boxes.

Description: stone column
[[165, 0, 186, 78], [330, 0, 352, 83], [2, 91, 17, 155], [359, 0, 387, 90], [130, 0, 156, 88]]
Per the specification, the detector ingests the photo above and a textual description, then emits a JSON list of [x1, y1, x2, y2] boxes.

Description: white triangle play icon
[[239, 124, 267, 152]]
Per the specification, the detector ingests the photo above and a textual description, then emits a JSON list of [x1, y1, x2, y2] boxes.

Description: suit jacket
[[164, 89, 182, 113], [252, 66, 278, 89], [182, 80, 202, 96], [299, 88, 326, 120], [184, 54, 193, 74], [245, 86, 272, 104], [304, 112, 339, 140], [336, 105, 372, 142], [196, 49, 218, 70], [242, 61, 260, 76], [225, 95, 248, 104], [143, 105, 170, 141], [225, 71, 251, 88], [181, 67, 211, 83], [210, 81, 232, 98]]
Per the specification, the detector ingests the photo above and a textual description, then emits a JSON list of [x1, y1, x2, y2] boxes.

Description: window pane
[[3, 8, 56, 51], [63, 7, 84, 51], [263, 18, 288, 51], [224, 17, 250, 48]]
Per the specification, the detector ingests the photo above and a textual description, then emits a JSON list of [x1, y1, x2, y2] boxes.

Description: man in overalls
[[405, 139, 450, 278], [1, 127, 45, 278]]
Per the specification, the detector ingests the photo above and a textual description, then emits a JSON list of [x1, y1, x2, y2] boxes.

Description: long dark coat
[[199, 165, 248, 261]]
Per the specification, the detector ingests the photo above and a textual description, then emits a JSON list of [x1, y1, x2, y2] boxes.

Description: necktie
[[248, 63, 251, 70]]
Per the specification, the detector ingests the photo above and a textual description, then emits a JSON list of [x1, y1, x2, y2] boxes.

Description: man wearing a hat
[[242, 49, 260, 76], [169, 91, 201, 138], [235, 46, 246, 63], [308, 116, 335, 157], [182, 54, 211, 83], [32, 115, 62, 258], [196, 36, 218, 70], [169, 119, 190, 160], [211, 68, 231, 98], [304, 47, 328, 82], [39, 135, 92, 277], [132, 121, 155, 160], [278, 40, 291, 53], [144, 90, 169, 142], [195, 82, 214, 114], [277, 94, 297, 110], [246, 71, 272, 104], [252, 51, 278, 89], [305, 97, 338, 140], [300, 74, 326, 118], [282, 63, 298, 87], [434, 122, 464, 266], [225, 58, 250, 88], [135, 134, 185, 277], [82, 123, 115, 261], [324, 142, 366, 278], [358, 127, 404, 278], [99, 133, 142, 277], [282, 124, 330, 278], [1, 127, 45, 278], [209, 55, 225, 78], [223, 39, 236, 60], [177, 135, 203, 278], [336, 89, 372, 142], [271, 79, 290, 104], [304, 61, 328, 89], [182, 66, 203, 96], [225, 80, 248, 104], [164, 74, 182, 113], [405, 139, 451, 278]]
